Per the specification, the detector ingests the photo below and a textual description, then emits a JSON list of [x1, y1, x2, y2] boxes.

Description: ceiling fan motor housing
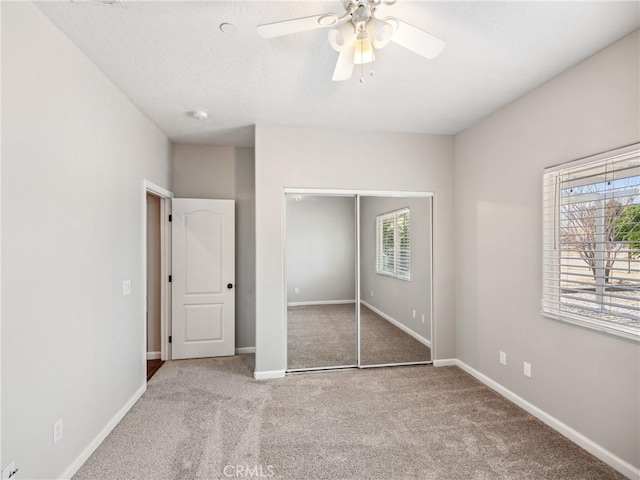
[[351, 3, 373, 25]]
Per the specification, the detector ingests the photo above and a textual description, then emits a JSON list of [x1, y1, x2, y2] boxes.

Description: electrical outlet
[[421, 314, 425, 323], [412, 310, 416, 318], [524, 362, 532, 378], [294, 287, 299, 294], [2, 461, 18, 480], [122, 280, 131, 296], [499, 351, 507, 366], [53, 418, 63, 444]]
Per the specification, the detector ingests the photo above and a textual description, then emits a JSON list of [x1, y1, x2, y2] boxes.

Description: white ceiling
[[36, 1, 639, 147]]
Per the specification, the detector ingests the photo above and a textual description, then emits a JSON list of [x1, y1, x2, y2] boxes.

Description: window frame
[[542, 143, 640, 341], [376, 207, 410, 281]]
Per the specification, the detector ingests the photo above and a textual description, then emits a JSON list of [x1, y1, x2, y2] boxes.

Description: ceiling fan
[[257, 0, 446, 82]]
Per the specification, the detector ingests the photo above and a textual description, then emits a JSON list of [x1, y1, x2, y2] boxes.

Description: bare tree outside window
[[542, 146, 640, 339], [560, 182, 634, 284]]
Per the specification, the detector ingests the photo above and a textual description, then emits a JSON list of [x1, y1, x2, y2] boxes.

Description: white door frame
[[142, 180, 174, 365]]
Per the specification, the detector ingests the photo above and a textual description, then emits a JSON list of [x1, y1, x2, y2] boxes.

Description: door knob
[[227, 283, 233, 289]]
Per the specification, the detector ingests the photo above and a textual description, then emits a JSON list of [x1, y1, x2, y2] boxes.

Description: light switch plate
[[122, 280, 131, 296], [524, 361, 532, 378], [54, 418, 63, 444], [499, 351, 507, 366]]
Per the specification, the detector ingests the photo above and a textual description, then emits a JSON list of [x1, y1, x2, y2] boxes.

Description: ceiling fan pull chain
[[360, 38, 365, 84]]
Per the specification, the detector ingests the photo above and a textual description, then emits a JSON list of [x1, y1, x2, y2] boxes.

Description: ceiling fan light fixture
[[328, 22, 355, 52], [367, 17, 393, 49], [385, 17, 399, 34], [354, 33, 375, 64]]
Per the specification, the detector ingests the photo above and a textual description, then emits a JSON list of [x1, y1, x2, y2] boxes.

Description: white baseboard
[[433, 358, 458, 367], [451, 359, 639, 480], [254, 370, 286, 380], [235, 347, 256, 354], [59, 383, 147, 479], [146, 351, 161, 360], [360, 300, 431, 348], [287, 300, 356, 307]]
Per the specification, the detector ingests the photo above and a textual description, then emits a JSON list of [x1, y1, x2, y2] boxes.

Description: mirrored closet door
[[285, 194, 358, 370], [285, 191, 432, 372], [358, 195, 432, 366]]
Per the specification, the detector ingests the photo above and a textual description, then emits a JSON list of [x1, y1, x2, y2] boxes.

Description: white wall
[[454, 30, 640, 471], [360, 196, 431, 341], [286, 195, 356, 304], [1, 3, 172, 478], [172, 144, 256, 350], [255, 125, 454, 376]]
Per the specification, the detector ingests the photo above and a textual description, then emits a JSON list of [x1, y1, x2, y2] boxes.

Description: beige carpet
[[287, 304, 431, 370], [287, 304, 358, 369], [360, 305, 431, 366], [73, 355, 624, 480]]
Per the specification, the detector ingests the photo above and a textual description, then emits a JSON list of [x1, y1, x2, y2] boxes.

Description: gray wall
[[454, 30, 640, 469], [172, 144, 256, 350], [1, 3, 173, 478], [173, 144, 235, 199], [360, 196, 431, 342], [235, 147, 256, 349], [255, 126, 455, 375], [286, 195, 356, 304]]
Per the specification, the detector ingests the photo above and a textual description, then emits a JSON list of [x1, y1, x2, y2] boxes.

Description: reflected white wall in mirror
[[286, 195, 356, 305], [286, 194, 357, 370]]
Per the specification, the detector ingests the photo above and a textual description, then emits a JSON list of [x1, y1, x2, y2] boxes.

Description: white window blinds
[[542, 145, 640, 339], [376, 208, 410, 280]]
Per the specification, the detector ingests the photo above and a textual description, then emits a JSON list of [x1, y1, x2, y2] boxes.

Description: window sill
[[541, 310, 640, 342], [375, 271, 411, 282]]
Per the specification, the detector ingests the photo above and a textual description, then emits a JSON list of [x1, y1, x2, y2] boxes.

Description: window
[[542, 144, 640, 340], [376, 208, 410, 280]]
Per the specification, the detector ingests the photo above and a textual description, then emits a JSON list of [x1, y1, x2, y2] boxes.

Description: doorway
[[146, 192, 163, 380], [143, 180, 173, 381]]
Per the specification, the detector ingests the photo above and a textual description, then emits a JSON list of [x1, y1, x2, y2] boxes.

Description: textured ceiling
[[36, 1, 639, 147]]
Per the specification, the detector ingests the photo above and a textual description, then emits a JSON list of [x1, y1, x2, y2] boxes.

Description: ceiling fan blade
[[385, 17, 446, 59], [257, 14, 339, 39], [332, 42, 356, 81]]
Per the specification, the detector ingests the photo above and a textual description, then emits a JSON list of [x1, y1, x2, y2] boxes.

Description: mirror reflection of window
[[360, 197, 431, 366], [376, 207, 410, 280]]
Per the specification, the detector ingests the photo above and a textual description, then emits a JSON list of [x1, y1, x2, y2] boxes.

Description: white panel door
[[172, 199, 235, 359]]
